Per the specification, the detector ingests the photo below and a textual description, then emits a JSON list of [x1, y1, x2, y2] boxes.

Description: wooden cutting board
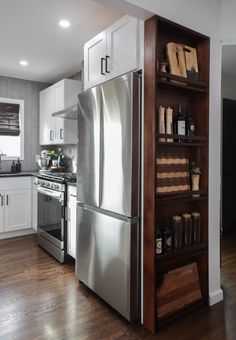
[[156, 262, 202, 318], [166, 42, 187, 79], [184, 45, 199, 80]]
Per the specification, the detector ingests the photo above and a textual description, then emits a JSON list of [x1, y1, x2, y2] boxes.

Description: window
[[0, 98, 24, 160]]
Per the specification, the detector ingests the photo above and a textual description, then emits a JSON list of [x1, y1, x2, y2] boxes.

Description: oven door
[[37, 186, 65, 250]]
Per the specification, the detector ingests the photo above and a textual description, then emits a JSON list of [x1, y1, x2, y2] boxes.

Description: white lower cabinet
[[67, 187, 77, 258], [4, 189, 31, 232], [32, 178, 38, 232], [0, 177, 32, 234], [0, 192, 4, 233]]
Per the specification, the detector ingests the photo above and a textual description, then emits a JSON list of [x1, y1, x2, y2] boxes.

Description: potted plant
[[190, 162, 201, 194], [49, 149, 58, 167]]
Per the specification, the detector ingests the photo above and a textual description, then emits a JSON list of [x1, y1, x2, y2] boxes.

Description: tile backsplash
[[39, 144, 77, 173]]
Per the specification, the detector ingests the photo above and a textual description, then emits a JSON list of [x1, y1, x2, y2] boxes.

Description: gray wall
[[0, 75, 49, 171], [222, 73, 236, 101]]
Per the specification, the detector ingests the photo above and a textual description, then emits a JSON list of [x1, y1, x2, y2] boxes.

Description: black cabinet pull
[[50, 130, 53, 140], [101, 58, 105, 75], [60, 128, 63, 140], [105, 55, 110, 73]]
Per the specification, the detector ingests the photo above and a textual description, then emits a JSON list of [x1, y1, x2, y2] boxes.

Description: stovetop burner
[[38, 172, 77, 183]]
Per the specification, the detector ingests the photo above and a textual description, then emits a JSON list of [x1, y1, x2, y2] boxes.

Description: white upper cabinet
[[107, 15, 138, 79], [84, 31, 107, 89], [84, 15, 141, 90], [40, 79, 81, 145]]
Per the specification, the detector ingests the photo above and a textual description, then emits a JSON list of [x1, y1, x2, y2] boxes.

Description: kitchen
[[0, 0, 228, 339]]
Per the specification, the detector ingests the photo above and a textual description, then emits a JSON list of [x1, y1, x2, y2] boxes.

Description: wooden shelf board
[[156, 190, 208, 202], [157, 134, 208, 141], [157, 141, 207, 147], [157, 72, 208, 92], [157, 243, 208, 264], [156, 297, 207, 329]]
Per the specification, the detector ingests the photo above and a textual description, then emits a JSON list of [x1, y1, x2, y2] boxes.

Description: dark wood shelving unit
[[144, 15, 209, 333]]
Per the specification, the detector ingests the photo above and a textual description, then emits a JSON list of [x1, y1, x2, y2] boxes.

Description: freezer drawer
[[76, 205, 139, 321]]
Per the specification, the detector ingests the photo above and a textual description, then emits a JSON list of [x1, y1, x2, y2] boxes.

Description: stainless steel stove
[[35, 172, 76, 262]]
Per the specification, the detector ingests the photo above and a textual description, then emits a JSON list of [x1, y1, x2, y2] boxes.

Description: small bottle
[[177, 104, 185, 142], [186, 108, 195, 142], [158, 106, 166, 142], [156, 227, 163, 255], [17, 158, 21, 172], [11, 161, 16, 173], [163, 220, 172, 253], [166, 107, 173, 142]]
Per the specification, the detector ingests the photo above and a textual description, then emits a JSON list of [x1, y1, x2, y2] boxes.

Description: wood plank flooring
[[0, 234, 234, 339]]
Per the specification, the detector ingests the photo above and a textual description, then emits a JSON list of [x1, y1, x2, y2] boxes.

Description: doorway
[[221, 45, 236, 302]]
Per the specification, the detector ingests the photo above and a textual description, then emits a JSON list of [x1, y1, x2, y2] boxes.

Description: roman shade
[[0, 102, 20, 136]]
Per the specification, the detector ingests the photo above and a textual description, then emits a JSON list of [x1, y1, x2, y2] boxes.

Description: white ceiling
[[0, 0, 123, 83], [222, 45, 236, 77]]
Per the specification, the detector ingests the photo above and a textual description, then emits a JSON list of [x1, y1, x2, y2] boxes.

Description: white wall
[[220, 0, 236, 44], [222, 73, 236, 101], [93, 0, 224, 309]]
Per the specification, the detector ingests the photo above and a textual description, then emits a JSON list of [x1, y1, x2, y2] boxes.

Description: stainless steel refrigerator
[[76, 71, 141, 321]]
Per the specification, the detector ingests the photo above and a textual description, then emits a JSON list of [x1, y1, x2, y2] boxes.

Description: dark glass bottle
[[177, 104, 185, 142], [17, 158, 21, 172], [156, 227, 163, 255], [11, 161, 16, 173], [163, 220, 172, 253], [186, 108, 195, 142]]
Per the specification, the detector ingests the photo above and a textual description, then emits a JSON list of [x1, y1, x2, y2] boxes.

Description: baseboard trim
[[0, 228, 36, 240], [209, 288, 224, 306]]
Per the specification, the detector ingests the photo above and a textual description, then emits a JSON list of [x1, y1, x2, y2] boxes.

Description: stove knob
[[55, 184, 60, 190], [46, 182, 50, 188]]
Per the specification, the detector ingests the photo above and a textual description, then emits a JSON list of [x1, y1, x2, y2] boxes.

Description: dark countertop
[[0, 171, 39, 178]]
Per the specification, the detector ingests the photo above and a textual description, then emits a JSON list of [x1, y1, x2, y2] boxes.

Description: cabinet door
[[67, 194, 77, 258], [84, 31, 107, 90], [32, 180, 37, 231], [0, 192, 4, 233], [53, 82, 65, 144], [40, 88, 55, 145], [107, 16, 139, 79], [4, 189, 32, 232]]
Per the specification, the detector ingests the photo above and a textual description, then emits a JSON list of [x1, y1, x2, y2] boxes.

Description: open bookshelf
[[144, 15, 209, 333]]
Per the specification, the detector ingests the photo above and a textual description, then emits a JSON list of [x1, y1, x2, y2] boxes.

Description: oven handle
[[36, 186, 63, 201]]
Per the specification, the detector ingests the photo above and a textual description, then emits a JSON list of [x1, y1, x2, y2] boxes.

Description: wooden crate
[[156, 262, 202, 319]]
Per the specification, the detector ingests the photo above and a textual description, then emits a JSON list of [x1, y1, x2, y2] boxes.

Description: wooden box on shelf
[[144, 14, 209, 333]]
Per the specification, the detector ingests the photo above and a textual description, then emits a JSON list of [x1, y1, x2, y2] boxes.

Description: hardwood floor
[[0, 234, 235, 339]]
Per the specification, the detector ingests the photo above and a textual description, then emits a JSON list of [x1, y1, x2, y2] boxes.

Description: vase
[[52, 159, 58, 167], [191, 174, 200, 197], [58, 154, 64, 167]]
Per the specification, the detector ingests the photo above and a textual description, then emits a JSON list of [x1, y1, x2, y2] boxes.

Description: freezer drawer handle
[[101, 57, 106, 75]]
